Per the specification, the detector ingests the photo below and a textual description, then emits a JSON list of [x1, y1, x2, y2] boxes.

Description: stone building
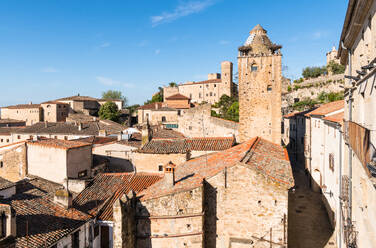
[[0, 103, 42, 126], [27, 138, 93, 185], [163, 61, 237, 104], [0, 142, 27, 182], [113, 137, 294, 248], [137, 102, 178, 126], [336, 0, 376, 246], [0, 119, 25, 128], [177, 104, 239, 140], [326, 46, 340, 65], [40, 101, 70, 122], [238, 24, 283, 144]]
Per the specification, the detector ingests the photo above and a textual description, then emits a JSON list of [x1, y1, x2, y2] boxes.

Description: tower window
[[214, 84, 216, 87], [267, 85, 272, 92], [251, 65, 258, 72], [162, 116, 166, 122]]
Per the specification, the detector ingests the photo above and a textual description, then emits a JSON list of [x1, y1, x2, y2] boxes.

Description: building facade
[[238, 24, 282, 144]]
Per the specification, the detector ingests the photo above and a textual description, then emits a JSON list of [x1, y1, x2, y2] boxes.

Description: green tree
[[210, 94, 239, 122], [169, 82, 178, 87], [225, 101, 239, 122], [327, 61, 345, 75], [98, 101, 120, 122], [302, 66, 327, 79], [102, 90, 128, 107]]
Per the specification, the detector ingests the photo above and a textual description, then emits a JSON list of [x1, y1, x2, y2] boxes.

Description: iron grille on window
[[329, 153, 334, 172]]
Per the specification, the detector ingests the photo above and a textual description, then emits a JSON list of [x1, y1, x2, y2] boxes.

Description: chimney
[[141, 124, 151, 146], [29, 101, 32, 105], [78, 122, 82, 131], [54, 189, 73, 209], [99, 130, 107, 137], [164, 161, 176, 187], [44, 121, 48, 128], [118, 131, 123, 141], [155, 102, 159, 110]]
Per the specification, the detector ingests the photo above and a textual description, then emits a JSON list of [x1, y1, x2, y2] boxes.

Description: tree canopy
[[102, 90, 127, 107], [327, 61, 345, 75], [211, 94, 239, 122], [144, 87, 163, 105], [302, 66, 327, 79], [98, 101, 120, 122]]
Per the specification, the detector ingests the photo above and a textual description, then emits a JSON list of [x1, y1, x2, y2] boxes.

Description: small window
[[267, 85, 272, 92], [210, 92, 213, 96], [251, 65, 258, 71], [199, 93, 202, 98], [162, 116, 166, 122], [329, 153, 334, 172], [158, 165, 163, 171], [6, 139, 9, 143], [177, 110, 181, 116], [214, 84, 216, 87], [0, 161, 3, 168], [189, 126, 192, 130], [64, 136, 68, 140], [54, 136, 58, 139], [17, 135, 21, 139], [0, 139, 3, 142], [94, 225, 99, 238], [78, 170, 87, 178]]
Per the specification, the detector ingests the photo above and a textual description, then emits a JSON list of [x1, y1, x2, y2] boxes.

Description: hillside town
[[0, 1, 375, 248]]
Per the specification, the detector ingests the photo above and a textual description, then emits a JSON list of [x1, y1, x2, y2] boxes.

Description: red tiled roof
[[73, 172, 162, 221], [323, 111, 344, 125], [165, 93, 190, 100], [27, 138, 91, 150], [139, 137, 293, 201], [137, 102, 163, 110], [41, 101, 69, 105], [305, 100, 344, 117], [180, 79, 221, 86], [56, 95, 98, 101], [3, 104, 41, 109], [74, 136, 117, 145], [138, 136, 235, 154], [0, 177, 89, 248]]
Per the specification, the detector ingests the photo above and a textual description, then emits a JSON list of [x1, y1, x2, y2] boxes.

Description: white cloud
[[151, 0, 216, 27], [99, 42, 111, 48], [96, 76, 134, 88], [219, 40, 229, 45], [155, 49, 161, 55], [41, 67, 58, 73]]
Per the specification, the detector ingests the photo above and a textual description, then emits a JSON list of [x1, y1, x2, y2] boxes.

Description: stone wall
[[177, 104, 239, 141], [136, 187, 204, 248], [113, 195, 136, 248], [1, 107, 42, 126], [138, 109, 178, 126], [0, 143, 27, 182], [205, 164, 289, 248], [282, 74, 345, 111], [130, 152, 187, 172], [238, 53, 282, 144]]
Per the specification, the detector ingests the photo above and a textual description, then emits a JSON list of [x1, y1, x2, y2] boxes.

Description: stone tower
[[220, 61, 233, 97], [238, 24, 282, 144]]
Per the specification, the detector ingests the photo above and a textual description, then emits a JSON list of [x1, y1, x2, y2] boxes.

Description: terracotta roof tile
[[41, 101, 69, 105], [305, 100, 344, 117], [139, 137, 293, 201], [74, 136, 117, 145], [73, 172, 162, 221], [0, 177, 15, 190], [2, 104, 41, 109], [323, 111, 344, 125], [138, 102, 163, 110], [138, 137, 235, 154], [165, 93, 190, 100], [0, 177, 89, 248], [27, 138, 91, 150], [55, 95, 98, 101], [180, 79, 221, 86]]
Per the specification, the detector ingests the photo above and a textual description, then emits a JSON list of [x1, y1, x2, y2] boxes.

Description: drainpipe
[[342, 41, 353, 223], [338, 125, 343, 248]]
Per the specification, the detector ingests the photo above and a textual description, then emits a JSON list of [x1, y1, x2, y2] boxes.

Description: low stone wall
[[282, 74, 345, 109], [178, 104, 239, 141]]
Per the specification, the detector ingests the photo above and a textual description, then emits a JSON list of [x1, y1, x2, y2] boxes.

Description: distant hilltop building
[[163, 61, 237, 104], [326, 46, 340, 65], [238, 24, 283, 144]]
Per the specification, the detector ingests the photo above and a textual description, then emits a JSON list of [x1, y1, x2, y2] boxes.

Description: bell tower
[[238, 24, 282, 144]]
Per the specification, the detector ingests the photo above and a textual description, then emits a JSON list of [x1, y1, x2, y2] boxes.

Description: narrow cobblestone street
[[288, 169, 337, 248]]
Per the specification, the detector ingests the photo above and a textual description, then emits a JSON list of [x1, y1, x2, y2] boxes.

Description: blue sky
[[0, 0, 348, 106]]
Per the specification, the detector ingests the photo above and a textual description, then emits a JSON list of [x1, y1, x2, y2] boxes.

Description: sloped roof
[[73, 172, 162, 221], [180, 79, 221, 86], [2, 104, 41, 109], [12, 121, 124, 136], [138, 137, 293, 201], [239, 24, 281, 54], [0, 177, 15, 190], [0, 119, 25, 124], [41, 101, 69, 105], [0, 127, 25, 135], [138, 137, 235, 154], [138, 102, 163, 110], [0, 177, 89, 248], [55, 95, 98, 101], [165, 93, 190, 100], [305, 100, 344, 117], [27, 138, 91, 150], [323, 111, 344, 125]]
